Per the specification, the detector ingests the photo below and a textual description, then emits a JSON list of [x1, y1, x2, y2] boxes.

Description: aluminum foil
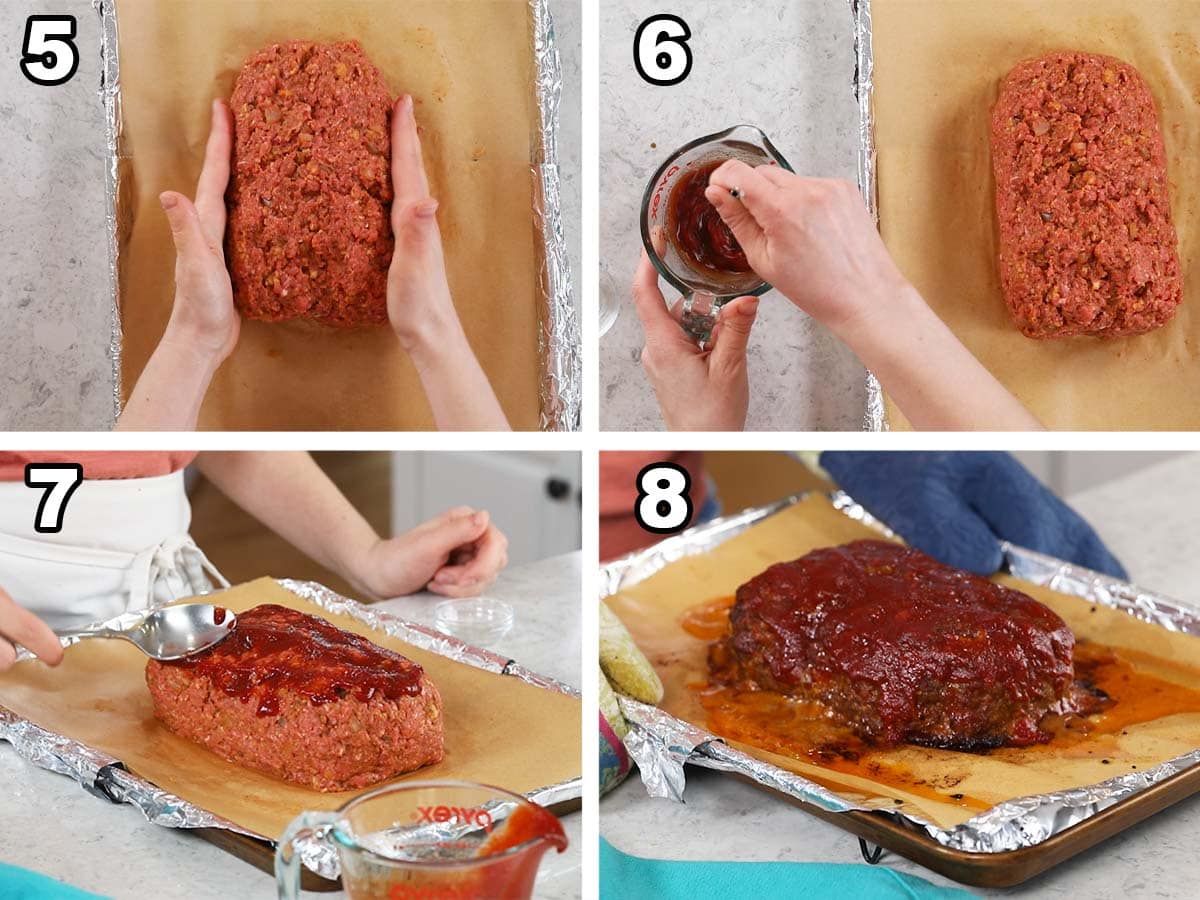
[[93, 0, 579, 431], [849, 0, 886, 432], [0, 579, 581, 882], [600, 490, 1200, 854]]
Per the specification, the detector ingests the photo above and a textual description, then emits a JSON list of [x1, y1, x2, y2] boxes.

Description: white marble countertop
[[599, 0, 868, 431], [0, 0, 580, 431], [601, 458, 1200, 896], [0, 552, 581, 899]]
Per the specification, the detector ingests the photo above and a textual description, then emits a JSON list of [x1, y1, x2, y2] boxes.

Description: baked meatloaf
[[713, 540, 1082, 750], [226, 41, 393, 327], [146, 604, 443, 791], [991, 51, 1182, 338]]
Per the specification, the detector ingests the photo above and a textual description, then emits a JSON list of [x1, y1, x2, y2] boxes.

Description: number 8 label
[[635, 463, 693, 534]]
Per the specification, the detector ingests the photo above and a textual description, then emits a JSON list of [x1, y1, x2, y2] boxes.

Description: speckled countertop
[[601, 456, 1200, 896], [599, 0, 868, 431], [0, 0, 581, 431], [0, 552, 582, 899]]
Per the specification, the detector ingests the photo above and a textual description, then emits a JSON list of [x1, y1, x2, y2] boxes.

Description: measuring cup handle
[[275, 811, 337, 900], [678, 291, 722, 346]]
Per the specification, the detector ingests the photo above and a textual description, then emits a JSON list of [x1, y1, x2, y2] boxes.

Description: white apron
[[0, 470, 228, 630]]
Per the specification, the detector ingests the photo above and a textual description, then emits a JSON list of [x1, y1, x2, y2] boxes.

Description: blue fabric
[[600, 838, 978, 900], [0, 863, 107, 899], [820, 451, 1126, 578]]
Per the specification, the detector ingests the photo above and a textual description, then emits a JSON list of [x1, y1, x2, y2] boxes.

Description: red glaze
[[212, 607, 228, 625], [166, 604, 425, 717], [717, 540, 1078, 750], [668, 160, 751, 276], [478, 803, 568, 857]]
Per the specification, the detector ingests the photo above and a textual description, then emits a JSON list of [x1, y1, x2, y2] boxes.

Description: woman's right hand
[[0, 587, 63, 671], [703, 163, 907, 338]]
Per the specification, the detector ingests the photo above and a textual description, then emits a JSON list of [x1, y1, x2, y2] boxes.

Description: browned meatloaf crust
[[145, 604, 443, 792], [713, 540, 1085, 751], [991, 51, 1182, 338], [227, 41, 393, 327]]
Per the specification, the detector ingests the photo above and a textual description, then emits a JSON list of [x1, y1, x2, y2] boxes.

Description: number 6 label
[[634, 14, 693, 87], [25, 463, 83, 534], [20, 15, 80, 87], [634, 463, 693, 534]]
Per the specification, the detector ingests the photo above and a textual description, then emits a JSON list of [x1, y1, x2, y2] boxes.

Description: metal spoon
[[50, 603, 237, 661]]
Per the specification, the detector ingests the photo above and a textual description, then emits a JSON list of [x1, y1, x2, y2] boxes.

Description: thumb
[[704, 184, 766, 260], [426, 509, 489, 553], [709, 296, 759, 373], [160, 192, 208, 259]]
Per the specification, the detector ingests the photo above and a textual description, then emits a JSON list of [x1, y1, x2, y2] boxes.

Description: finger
[[708, 296, 760, 374], [755, 164, 796, 189], [194, 99, 234, 246], [632, 251, 693, 348], [706, 159, 780, 226], [391, 95, 431, 225], [704, 181, 767, 256], [392, 198, 442, 255], [0, 639, 15, 672], [431, 505, 477, 525], [161, 192, 212, 262], [427, 580, 486, 599], [0, 594, 63, 666], [428, 509, 490, 552], [432, 526, 508, 585]]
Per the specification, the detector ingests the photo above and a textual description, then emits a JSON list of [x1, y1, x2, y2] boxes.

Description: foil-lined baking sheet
[[93, 0, 579, 432], [601, 490, 1200, 854], [849, 0, 886, 432], [0, 579, 581, 881]]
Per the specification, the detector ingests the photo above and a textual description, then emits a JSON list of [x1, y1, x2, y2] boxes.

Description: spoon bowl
[[52, 603, 237, 661]]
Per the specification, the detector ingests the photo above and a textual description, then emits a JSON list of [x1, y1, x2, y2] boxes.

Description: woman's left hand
[[355, 507, 509, 599]]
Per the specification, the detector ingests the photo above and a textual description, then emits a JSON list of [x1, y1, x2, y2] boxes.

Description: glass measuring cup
[[276, 781, 568, 899], [640, 124, 792, 344]]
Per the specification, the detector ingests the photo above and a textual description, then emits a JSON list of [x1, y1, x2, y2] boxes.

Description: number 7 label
[[24, 463, 83, 534]]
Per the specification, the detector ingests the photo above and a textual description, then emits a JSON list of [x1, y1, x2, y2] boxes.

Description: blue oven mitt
[[0, 863, 108, 900], [600, 838, 978, 900], [820, 451, 1127, 579]]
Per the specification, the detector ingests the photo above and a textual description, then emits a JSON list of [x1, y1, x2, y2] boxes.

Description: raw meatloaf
[[991, 52, 1182, 338], [145, 604, 443, 792], [227, 41, 393, 327], [714, 540, 1082, 750]]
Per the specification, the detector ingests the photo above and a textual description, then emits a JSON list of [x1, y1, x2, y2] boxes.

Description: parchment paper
[[872, 0, 1200, 430], [605, 495, 1200, 828], [0, 578, 580, 841], [114, 0, 543, 430]]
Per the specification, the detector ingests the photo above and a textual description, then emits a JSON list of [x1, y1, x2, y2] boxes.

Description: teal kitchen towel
[[0, 863, 108, 900], [600, 838, 979, 900]]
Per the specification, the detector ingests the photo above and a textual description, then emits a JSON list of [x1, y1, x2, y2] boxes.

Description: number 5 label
[[635, 463, 693, 534], [634, 14, 693, 86], [25, 463, 83, 534], [20, 15, 80, 87]]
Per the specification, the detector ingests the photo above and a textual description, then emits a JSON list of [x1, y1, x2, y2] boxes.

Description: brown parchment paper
[[872, 0, 1200, 430], [115, 0, 543, 430], [0, 578, 580, 841], [605, 495, 1200, 829]]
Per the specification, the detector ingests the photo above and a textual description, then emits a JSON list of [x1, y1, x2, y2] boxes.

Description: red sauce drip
[[667, 159, 751, 276], [212, 607, 228, 625], [167, 604, 425, 717], [477, 803, 568, 857]]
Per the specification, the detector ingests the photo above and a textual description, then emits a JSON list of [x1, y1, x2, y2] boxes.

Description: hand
[[0, 587, 63, 671], [820, 451, 1127, 577], [354, 507, 509, 599], [386, 94, 464, 358], [159, 99, 240, 365], [704, 164, 906, 338], [632, 249, 760, 431]]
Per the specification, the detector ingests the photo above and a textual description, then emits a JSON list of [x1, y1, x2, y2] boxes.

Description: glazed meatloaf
[[145, 604, 443, 792], [713, 540, 1086, 750], [227, 41, 393, 327], [991, 51, 1182, 338]]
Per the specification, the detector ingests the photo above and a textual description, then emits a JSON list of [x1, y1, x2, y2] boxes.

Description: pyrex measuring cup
[[275, 781, 568, 900], [640, 124, 792, 344]]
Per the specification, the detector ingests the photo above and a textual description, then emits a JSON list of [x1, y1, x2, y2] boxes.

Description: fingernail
[[739, 299, 759, 316], [402, 94, 414, 114], [159, 193, 178, 211], [472, 511, 486, 526]]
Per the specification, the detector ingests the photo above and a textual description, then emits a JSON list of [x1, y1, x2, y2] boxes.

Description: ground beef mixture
[[711, 541, 1094, 751], [146, 604, 444, 792], [226, 41, 393, 327], [991, 52, 1182, 338]]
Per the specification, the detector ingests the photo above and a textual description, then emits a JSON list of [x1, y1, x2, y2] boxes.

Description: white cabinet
[[390, 452, 581, 566]]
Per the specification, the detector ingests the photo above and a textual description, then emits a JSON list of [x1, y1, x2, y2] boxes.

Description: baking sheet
[[106, 0, 575, 431], [0, 578, 581, 846], [603, 494, 1200, 831], [869, 0, 1200, 429]]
